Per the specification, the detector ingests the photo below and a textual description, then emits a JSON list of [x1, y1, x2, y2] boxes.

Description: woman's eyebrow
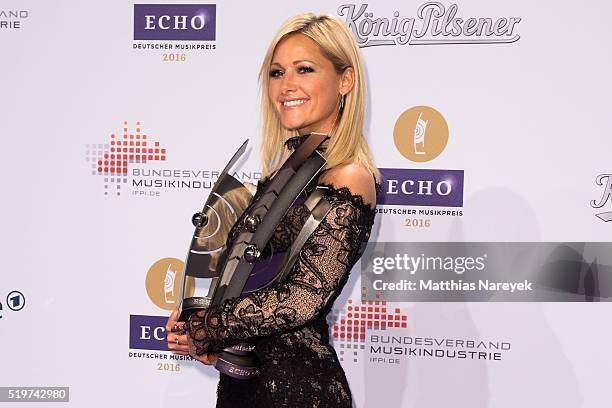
[[291, 59, 316, 65], [270, 59, 318, 67]]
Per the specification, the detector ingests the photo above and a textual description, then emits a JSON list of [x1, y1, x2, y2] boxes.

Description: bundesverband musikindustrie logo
[[85, 121, 167, 197], [330, 288, 407, 364], [85, 120, 259, 197], [0, 9, 28, 30]]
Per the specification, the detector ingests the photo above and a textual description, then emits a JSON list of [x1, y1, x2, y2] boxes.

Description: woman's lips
[[281, 98, 308, 110]]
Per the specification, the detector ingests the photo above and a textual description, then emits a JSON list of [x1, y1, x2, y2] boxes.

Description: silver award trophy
[[178, 140, 252, 321], [178, 134, 332, 379]]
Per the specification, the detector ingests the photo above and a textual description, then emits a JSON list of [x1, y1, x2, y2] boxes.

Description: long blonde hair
[[258, 13, 380, 183]]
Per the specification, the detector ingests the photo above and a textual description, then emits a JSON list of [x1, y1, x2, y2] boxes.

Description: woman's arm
[[186, 165, 376, 355]]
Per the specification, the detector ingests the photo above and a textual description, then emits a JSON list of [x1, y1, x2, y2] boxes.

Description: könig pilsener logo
[[591, 174, 612, 222]]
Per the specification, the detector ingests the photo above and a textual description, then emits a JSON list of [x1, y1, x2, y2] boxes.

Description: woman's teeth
[[283, 99, 307, 107]]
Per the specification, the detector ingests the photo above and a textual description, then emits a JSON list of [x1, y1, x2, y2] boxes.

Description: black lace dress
[[187, 138, 379, 408]]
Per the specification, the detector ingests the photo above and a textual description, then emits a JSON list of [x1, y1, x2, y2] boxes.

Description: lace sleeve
[[186, 189, 375, 355], [261, 178, 312, 255], [266, 199, 310, 254]]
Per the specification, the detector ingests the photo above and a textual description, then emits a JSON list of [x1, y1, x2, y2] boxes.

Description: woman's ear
[[338, 67, 355, 96]]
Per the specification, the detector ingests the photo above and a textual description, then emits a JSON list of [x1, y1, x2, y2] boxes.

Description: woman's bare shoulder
[[318, 163, 376, 209]]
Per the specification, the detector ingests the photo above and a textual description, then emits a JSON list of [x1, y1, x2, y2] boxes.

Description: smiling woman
[[267, 34, 353, 136], [166, 13, 380, 408], [257, 14, 379, 183]]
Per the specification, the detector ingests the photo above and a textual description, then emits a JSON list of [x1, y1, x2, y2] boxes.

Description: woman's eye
[[269, 69, 283, 78], [298, 66, 314, 74]]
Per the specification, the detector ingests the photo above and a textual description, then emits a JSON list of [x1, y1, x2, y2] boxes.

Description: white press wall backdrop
[[1, 1, 611, 407]]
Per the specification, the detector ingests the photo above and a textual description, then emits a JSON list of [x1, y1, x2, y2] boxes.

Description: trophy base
[[179, 296, 211, 321], [215, 346, 261, 380]]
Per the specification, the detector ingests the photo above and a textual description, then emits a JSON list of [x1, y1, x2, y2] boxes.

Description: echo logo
[[378, 168, 464, 207], [145, 258, 195, 310], [129, 315, 170, 351], [141, 324, 166, 341], [144, 15, 206, 31], [134, 4, 216, 41], [393, 106, 449, 163]]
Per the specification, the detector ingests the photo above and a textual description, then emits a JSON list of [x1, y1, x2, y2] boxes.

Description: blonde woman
[[167, 13, 380, 407]]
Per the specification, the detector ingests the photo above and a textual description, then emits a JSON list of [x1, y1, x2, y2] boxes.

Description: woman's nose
[[280, 71, 297, 93]]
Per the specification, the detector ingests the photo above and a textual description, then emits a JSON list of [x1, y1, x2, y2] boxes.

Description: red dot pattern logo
[[330, 288, 408, 363], [85, 121, 167, 196]]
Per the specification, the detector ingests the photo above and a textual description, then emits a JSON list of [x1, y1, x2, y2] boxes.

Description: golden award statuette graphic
[[393, 106, 449, 162], [145, 258, 195, 310]]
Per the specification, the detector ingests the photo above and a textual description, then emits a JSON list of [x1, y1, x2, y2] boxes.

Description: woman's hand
[[166, 309, 189, 355], [187, 332, 219, 366], [166, 309, 219, 366]]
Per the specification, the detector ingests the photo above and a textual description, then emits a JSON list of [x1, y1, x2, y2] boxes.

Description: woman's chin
[[280, 121, 307, 132]]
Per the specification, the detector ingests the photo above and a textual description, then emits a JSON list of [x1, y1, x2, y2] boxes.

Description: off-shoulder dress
[[187, 137, 379, 407]]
